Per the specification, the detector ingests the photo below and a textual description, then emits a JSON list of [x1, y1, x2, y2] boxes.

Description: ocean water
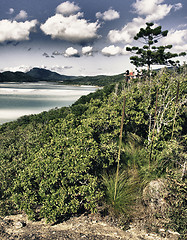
[[0, 82, 97, 124]]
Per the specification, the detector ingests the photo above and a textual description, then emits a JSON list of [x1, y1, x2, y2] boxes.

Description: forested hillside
[[61, 73, 124, 86], [0, 68, 124, 86], [0, 67, 186, 238]]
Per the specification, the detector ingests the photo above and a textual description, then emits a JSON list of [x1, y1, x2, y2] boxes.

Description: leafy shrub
[[165, 171, 187, 239], [0, 69, 186, 225]]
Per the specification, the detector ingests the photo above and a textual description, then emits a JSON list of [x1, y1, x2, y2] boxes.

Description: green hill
[[0, 71, 39, 82], [0, 68, 186, 237], [26, 67, 75, 81], [0, 68, 124, 86], [61, 73, 125, 86]]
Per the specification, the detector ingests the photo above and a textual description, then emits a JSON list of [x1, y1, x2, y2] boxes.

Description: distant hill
[[26, 68, 75, 81], [0, 71, 39, 82], [0, 68, 124, 86], [62, 73, 125, 86]]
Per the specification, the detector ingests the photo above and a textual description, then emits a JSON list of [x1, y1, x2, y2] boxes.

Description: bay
[[0, 82, 98, 124]]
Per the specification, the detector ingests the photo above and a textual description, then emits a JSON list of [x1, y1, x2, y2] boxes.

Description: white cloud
[[172, 44, 187, 52], [133, 0, 163, 15], [64, 47, 79, 57], [161, 29, 187, 52], [96, 8, 120, 21], [0, 19, 38, 43], [121, 45, 133, 55], [56, 1, 80, 16], [108, 17, 146, 43], [173, 3, 182, 11], [0, 65, 74, 74], [40, 13, 100, 43], [101, 44, 132, 57], [15, 10, 28, 20], [8, 8, 14, 14], [108, 0, 180, 44], [82, 46, 93, 56], [132, 0, 173, 21], [50, 65, 73, 74], [0, 65, 33, 73], [101, 45, 121, 56], [145, 5, 172, 22]]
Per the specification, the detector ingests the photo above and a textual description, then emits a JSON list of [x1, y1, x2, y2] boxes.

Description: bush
[[165, 171, 187, 239], [102, 168, 141, 223]]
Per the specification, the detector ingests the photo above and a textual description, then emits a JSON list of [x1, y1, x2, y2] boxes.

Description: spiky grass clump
[[102, 169, 140, 217]]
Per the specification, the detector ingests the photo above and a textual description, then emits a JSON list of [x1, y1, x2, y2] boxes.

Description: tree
[[126, 22, 186, 74]]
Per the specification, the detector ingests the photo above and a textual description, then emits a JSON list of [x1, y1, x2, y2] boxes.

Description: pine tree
[[126, 22, 186, 75]]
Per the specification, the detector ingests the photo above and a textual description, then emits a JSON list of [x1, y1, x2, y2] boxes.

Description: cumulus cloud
[[56, 1, 80, 16], [0, 19, 38, 43], [161, 29, 187, 52], [64, 47, 79, 57], [15, 10, 28, 20], [82, 46, 93, 56], [96, 8, 120, 21], [132, 0, 171, 17], [108, 17, 146, 43], [101, 45, 132, 57], [101, 45, 122, 56], [40, 12, 100, 44], [108, 0, 181, 44], [132, 0, 183, 21], [8, 8, 14, 14]]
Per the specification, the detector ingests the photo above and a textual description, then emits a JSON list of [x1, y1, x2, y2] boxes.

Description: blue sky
[[0, 0, 187, 76]]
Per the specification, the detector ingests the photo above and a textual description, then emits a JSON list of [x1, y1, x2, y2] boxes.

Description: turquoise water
[[0, 82, 97, 124]]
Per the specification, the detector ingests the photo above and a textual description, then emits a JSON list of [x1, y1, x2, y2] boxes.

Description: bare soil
[[0, 213, 178, 240]]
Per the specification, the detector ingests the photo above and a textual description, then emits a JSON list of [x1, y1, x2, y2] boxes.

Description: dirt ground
[[0, 213, 179, 240]]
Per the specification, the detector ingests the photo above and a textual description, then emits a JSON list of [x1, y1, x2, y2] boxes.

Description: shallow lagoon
[[0, 82, 97, 124]]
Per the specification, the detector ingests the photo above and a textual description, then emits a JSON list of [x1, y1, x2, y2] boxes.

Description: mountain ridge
[[26, 67, 75, 81], [0, 68, 124, 86]]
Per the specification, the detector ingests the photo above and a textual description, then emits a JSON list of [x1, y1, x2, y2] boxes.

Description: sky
[[0, 0, 187, 76]]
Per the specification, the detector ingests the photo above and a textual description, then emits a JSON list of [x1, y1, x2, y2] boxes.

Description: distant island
[[0, 67, 124, 87]]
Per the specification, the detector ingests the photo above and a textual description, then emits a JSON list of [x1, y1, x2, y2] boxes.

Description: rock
[[159, 228, 166, 237], [14, 221, 26, 229], [167, 229, 180, 240], [143, 179, 167, 211]]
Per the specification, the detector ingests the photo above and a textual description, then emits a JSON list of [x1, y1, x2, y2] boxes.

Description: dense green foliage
[[60, 73, 124, 86], [0, 71, 39, 82], [0, 67, 186, 232], [165, 171, 187, 239]]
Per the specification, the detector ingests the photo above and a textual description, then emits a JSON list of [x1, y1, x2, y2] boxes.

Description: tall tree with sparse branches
[[126, 22, 186, 75]]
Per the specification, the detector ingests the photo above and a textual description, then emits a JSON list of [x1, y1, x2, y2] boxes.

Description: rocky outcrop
[[143, 179, 168, 215], [0, 212, 180, 240], [140, 179, 180, 239]]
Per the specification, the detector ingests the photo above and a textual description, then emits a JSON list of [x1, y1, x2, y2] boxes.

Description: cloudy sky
[[0, 0, 187, 76]]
